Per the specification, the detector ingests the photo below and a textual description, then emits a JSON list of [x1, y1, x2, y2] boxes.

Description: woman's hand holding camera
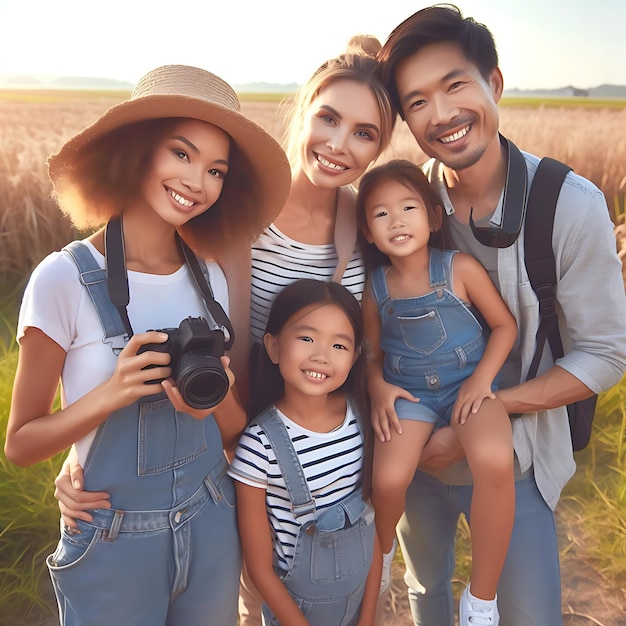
[[102, 331, 172, 411]]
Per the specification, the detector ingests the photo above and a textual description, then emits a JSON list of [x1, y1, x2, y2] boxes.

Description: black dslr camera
[[138, 316, 229, 410]]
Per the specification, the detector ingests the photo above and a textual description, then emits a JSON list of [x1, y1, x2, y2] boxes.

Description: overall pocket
[[138, 398, 208, 475], [398, 308, 447, 355], [310, 500, 374, 587], [47, 521, 103, 571]]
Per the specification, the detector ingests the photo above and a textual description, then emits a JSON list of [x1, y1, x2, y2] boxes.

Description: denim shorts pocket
[[398, 309, 447, 355], [46, 522, 103, 572], [138, 398, 208, 475]]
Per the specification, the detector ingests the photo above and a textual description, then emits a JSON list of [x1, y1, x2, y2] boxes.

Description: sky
[[1, 0, 624, 91]]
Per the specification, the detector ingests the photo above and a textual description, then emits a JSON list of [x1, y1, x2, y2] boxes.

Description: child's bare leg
[[452, 397, 514, 600], [371, 420, 434, 553]]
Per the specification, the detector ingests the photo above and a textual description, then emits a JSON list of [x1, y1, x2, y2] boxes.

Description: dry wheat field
[[1, 94, 625, 306], [1, 94, 625, 624]]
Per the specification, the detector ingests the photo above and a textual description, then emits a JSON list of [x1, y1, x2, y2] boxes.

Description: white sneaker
[[459, 585, 499, 626], [379, 538, 397, 595]]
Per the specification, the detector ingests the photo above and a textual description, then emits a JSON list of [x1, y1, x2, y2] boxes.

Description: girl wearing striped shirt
[[229, 279, 380, 626]]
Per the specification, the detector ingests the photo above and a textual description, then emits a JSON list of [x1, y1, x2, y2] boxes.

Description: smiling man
[[376, 5, 626, 626]]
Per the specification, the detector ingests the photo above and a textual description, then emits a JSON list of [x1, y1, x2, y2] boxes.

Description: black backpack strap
[[524, 157, 572, 379]]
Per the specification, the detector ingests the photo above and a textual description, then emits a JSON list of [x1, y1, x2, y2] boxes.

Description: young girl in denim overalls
[[356, 160, 517, 626], [228, 279, 381, 626], [4, 65, 290, 625]]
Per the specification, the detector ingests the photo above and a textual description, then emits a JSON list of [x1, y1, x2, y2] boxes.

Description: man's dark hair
[[378, 4, 499, 118]]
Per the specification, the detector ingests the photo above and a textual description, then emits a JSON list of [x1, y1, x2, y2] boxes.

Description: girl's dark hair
[[378, 4, 499, 119], [250, 279, 368, 420], [356, 159, 445, 274]]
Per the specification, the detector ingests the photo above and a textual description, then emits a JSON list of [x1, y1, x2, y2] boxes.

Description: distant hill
[[48, 76, 134, 90], [504, 83, 626, 99], [0, 73, 134, 90], [0, 73, 297, 93], [234, 81, 299, 93], [1, 73, 624, 99]]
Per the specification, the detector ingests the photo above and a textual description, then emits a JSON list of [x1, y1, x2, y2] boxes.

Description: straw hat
[[48, 64, 290, 228]]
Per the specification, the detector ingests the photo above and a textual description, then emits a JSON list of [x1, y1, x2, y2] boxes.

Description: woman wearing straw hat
[[4, 64, 290, 625]]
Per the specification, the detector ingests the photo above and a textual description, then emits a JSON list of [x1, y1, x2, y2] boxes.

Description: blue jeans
[[397, 470, 562, 626]]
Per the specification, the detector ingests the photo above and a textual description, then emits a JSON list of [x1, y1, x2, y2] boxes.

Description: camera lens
[[174, 351, 229, 410]]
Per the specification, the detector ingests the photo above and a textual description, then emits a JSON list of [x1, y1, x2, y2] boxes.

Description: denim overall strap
[[255, 407, 317, 527], [428, 247, 453, 299], [63, 241, 128, 355], [370, 265, 391, 309]]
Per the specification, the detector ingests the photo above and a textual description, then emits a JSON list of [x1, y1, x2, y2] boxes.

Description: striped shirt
[[228, 404, 364, 571], [250, 225, 365, 344]]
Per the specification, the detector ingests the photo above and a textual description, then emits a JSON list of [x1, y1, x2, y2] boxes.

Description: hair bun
[[346, 34, 382, 58]]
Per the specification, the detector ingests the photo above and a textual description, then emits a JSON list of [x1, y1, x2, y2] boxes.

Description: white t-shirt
[[250, 224, 365, 344], [18, 239, 228, 465], [228, 403, 363, 571]]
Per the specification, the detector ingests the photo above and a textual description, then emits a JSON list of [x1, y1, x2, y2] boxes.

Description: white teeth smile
[[305, 370, 327, 380], [317, 155, 347, 171], [169, 190, 195, 207], [391, 234, 410, 242], [440, 126, 470, 144]]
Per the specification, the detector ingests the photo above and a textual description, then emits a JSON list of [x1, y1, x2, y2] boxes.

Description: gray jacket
[[423, 151, 626, 509]]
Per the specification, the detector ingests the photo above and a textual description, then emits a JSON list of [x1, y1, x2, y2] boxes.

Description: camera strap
[[104, 216, 134, 339], [104, 216, 235, 350], [468, 135, 528, 248], [176, 236, 235, 350]]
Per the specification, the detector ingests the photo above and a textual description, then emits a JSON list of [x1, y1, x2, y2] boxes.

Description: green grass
[[0, 343, 66, 625], [561, 379, 626, 589]]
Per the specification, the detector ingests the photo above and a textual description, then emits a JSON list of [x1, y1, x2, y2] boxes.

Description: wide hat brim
[[48, 65, 290, 230]]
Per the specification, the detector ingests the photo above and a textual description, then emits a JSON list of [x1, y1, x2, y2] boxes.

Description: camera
[[138, 316, 229, 410]]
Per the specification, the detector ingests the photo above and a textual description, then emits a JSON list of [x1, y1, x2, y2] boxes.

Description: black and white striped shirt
[[228, 404, 364, 571], [250, 225, 365, 343]]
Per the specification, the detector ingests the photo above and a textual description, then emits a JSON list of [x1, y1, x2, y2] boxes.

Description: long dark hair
[[250, 279, 368, 420]]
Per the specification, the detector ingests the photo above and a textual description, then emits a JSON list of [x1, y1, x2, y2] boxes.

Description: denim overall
[[46, 242, 240, 626], [254, 406, 375, 626], [371, 248, 488, 425]]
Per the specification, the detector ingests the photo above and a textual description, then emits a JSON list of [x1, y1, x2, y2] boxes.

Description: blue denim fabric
[[46, 242, 241, 625], [256, 406, 375, 626], [397, 470, 562, 626], [371, 248, 488, 424], [46, 401, 241, 626]]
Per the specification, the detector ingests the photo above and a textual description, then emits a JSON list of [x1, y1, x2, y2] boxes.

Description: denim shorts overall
[[371, 248, 488, 425], [254, 405, 375, 626], [46, 242, 240, 626]]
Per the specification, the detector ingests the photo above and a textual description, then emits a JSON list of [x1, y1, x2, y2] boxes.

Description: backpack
[[524, 157, 598, 451]]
